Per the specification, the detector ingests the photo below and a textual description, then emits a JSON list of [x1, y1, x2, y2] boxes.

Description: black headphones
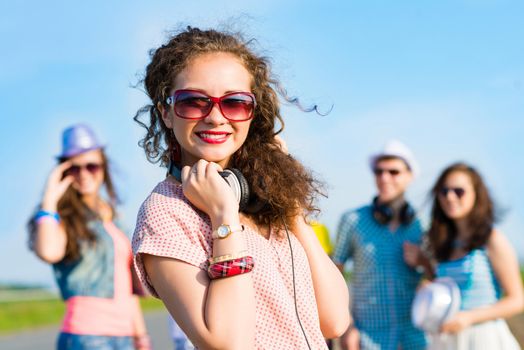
[[170, 162, 310, 349], [168, 162, 265, 214], [371, 196, 415, 225]]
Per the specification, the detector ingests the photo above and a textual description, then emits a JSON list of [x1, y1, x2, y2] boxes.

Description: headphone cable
[[282, 216, 312, 350]]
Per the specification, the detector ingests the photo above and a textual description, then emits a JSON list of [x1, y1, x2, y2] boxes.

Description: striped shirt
[[436, 248, 501, 311], [332, 204, 427, 350]]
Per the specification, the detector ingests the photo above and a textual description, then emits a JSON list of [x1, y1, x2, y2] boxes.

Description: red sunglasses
[[64, 163, 103, 177], [166, 89, 256, 122]]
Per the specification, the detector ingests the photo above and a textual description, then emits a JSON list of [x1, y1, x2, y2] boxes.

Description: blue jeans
[[173, 337, 195, 350], [57, 332, 134, 350]]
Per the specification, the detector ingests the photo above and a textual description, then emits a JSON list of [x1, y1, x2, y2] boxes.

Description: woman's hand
[[41, 161, 74, 211], [440, 311, 473, 333], [181, 160, 239, 224]]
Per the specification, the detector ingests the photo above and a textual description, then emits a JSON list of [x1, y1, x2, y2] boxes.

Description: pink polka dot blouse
[[132, 179, 328, 349]]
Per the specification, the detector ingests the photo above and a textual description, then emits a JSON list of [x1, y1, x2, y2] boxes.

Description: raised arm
[[32, 161, 74, 263], [142, 160, 256, 349], [293, 215, 350, 338]]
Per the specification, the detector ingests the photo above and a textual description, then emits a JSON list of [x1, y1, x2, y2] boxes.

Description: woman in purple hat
[[28, 124, 151, 350], [426, 162, 523, 349]]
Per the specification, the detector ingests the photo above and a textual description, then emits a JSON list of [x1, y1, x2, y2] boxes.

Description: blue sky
[[1, 0, 523, 287]]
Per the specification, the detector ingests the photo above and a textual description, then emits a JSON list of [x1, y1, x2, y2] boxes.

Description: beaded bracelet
[[208, 250, 248, 265], [34, 210, 60, 223], [207, 256, 254, 280]]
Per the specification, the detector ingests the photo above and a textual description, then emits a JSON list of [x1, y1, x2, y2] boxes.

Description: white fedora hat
[[411, 277, 461, 333], [369, 139, 420, 178]]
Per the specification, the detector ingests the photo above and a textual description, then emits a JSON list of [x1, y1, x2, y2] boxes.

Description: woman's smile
[[195, 130, 232, 144]]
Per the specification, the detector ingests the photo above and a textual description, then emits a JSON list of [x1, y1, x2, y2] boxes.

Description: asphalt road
[[1, 311, 522, 349], [0, 310, 173, 350]]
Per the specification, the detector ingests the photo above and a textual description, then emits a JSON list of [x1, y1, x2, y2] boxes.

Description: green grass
[[0, 297, 165, 335], [1, 269, 522, 335], [0, 299, 65, 334], [139, 296, 165, 311]]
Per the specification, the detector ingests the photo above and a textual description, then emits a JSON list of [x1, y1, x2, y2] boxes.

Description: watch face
[[217, 225, 230, 238]]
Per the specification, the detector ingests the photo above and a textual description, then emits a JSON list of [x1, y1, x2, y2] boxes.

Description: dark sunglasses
[[166, 89, 256, 122], [439, 187, 466, 199], [64, 163, 103, 177], [373, 168, 402, 176]]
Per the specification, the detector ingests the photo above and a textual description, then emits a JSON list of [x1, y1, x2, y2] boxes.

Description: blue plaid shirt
[[333, 204, 427, 350]]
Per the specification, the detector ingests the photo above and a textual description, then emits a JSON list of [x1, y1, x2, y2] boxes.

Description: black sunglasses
[[439, 187, 466, 199], [373, 168, 402, 176]]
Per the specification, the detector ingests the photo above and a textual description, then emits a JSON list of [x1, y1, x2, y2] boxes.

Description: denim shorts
[[57, 332, 134, 350]]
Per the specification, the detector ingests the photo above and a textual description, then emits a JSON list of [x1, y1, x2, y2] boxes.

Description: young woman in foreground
[[132, 27, 349, 349]]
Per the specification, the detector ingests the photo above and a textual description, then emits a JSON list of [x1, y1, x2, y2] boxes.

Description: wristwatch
[[212, 224, 244, 240]]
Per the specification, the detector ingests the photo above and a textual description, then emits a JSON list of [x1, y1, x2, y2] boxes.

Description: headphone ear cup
[[400, 203, 415, 225], [372, 197, 393, 225], [223, 168, 250, 212]]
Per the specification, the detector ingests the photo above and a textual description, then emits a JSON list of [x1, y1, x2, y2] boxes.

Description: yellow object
[[310, 221, 333, 255]]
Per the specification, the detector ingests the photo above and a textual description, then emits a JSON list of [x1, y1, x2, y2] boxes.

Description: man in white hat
[[333, 139, 430, 350]]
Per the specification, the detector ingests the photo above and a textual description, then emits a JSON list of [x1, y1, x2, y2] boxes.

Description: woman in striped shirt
[[427, 162, 523, 349]]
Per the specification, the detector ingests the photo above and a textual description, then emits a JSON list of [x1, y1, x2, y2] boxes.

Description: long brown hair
[[28, 151, 119, 262], [133, 26, 323, 232], [427, 162, 495, 262]]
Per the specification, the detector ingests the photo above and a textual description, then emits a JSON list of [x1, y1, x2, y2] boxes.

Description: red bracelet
[[207, 256, 254, 279]]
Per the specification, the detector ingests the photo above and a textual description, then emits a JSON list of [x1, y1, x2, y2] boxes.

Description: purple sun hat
[[56, 124, 104, 159]]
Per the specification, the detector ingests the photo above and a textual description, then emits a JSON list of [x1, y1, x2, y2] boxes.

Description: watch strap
[[212, 224, 244, 240]]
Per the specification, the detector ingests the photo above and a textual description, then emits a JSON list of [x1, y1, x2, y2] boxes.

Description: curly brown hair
[[133, 26, 323, 232], [28, 151, 119, 262], [427, 162, 495, 262]]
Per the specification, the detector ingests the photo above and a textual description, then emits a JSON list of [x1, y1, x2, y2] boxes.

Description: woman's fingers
[[59, 175, 75, 190], [180, 165, 191, 182], [53, 160, 72, 178]]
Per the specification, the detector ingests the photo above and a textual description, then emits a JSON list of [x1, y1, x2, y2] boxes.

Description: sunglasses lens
[[220, 93, 255, 121], [174, 91, 212, 119], [454, 188, 465, 198], [65, 163, 101, 176], [86, 163, 102, 173], [65, 166, 80, 176], [373, 168, 401, 176], [440, 187, 466, 198]]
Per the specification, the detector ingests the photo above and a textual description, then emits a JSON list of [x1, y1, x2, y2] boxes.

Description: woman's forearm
[[294, 219, 350, 338], [33, 218, 67, 263], [466, 295, 524, 325]]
